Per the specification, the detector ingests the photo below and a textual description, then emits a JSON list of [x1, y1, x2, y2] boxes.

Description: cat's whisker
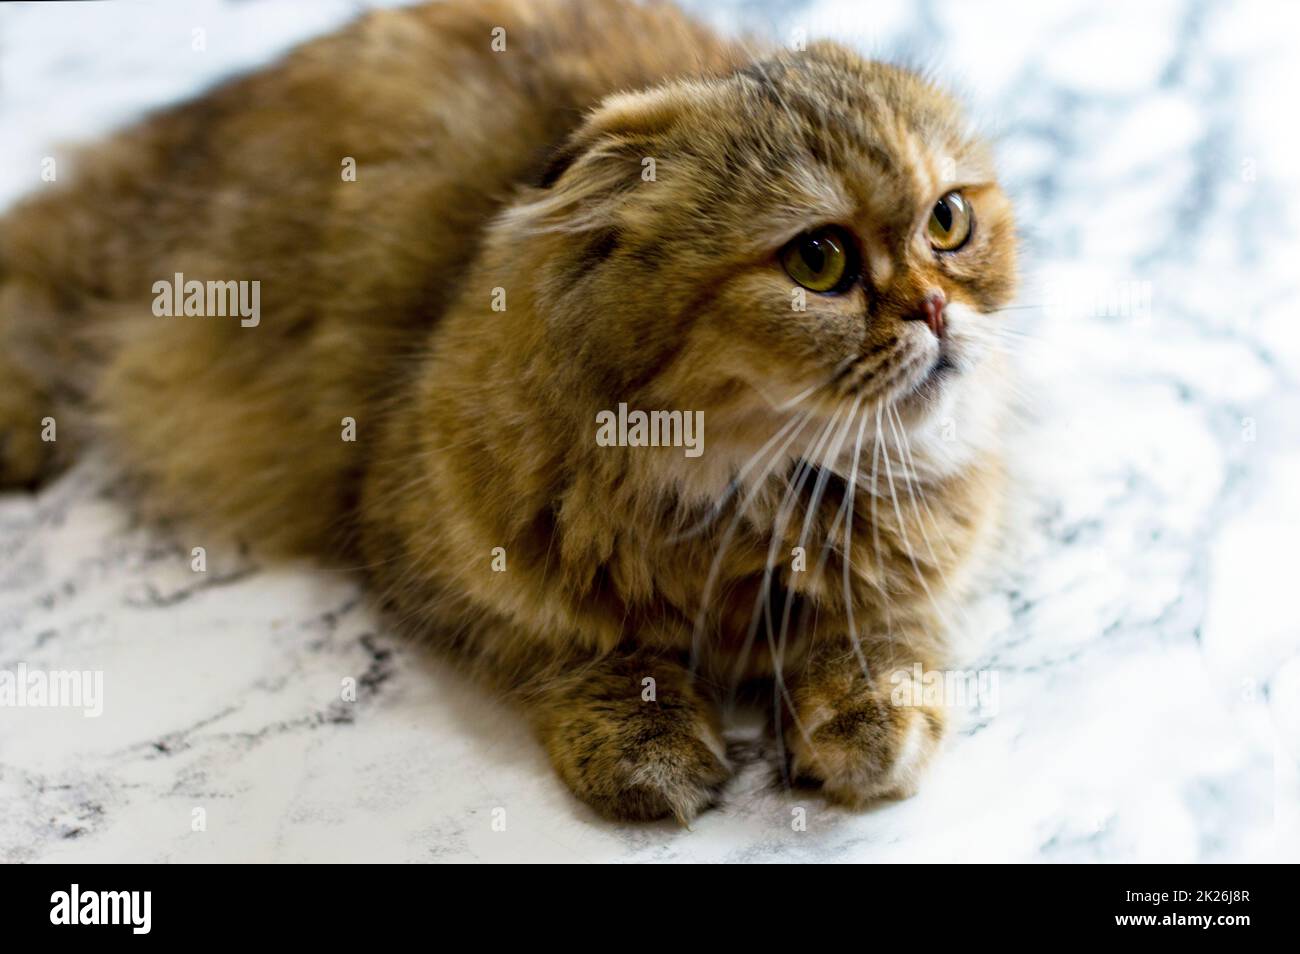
[[986, 326, 1063, 347], [766, 400, 861, 776], [768, 360, 854, 411], [887, 404, 977, 638], [870, 403, 893, 648], [787, 393, 861, 573], [754, 406, 843, 652], [878, 404, 959, 639], [839, 408, 873, 676], [791, 395, 862, 565], [667, 406, 814, 543], [885, 402, 957, 564], [774, 393, 863, 694], [774, 395, 878, 733], [802, 399, 873, 679], [689, 400, 832, 675], [670, 360, 853, 543], [729, 403, 845, 758]]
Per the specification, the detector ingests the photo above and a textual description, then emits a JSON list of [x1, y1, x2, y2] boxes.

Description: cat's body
[[0, 0, 1016, 821]]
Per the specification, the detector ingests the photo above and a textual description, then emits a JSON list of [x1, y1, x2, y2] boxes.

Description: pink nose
[[915, 290, 946, 338]]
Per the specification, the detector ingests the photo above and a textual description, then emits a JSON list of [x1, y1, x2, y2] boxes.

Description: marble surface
[[2, 0, 1298, 863]]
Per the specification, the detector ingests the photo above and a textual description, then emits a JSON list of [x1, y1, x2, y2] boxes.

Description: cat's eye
[[781, 226, 854, 293], [928, 191, 973, 251]]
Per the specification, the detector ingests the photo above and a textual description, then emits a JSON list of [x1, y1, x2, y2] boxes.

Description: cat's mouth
[[827, 325, 966, 411], [921, 349, 957, 387], [897, 340, 959, 407]]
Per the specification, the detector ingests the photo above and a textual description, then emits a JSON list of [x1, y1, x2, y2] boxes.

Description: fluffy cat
[[0, 0, 1016, 821]]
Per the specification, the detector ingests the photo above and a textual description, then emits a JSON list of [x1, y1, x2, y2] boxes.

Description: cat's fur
[[0, 0, 1016, 821]]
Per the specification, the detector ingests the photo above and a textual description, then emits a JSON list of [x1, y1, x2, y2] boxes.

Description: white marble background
[[1, 0, 1297, 863]]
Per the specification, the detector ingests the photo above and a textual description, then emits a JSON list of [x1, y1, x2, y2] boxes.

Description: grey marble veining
[[1, 0, 1297, 862]]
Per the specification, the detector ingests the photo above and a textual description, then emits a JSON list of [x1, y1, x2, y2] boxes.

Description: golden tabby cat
[[0, 0, 1016, 821]]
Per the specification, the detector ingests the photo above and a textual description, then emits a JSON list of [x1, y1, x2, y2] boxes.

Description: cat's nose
[[905, 290, 946, 338]]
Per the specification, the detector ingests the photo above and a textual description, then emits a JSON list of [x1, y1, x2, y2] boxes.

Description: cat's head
[[504, 42, 1017, 473]]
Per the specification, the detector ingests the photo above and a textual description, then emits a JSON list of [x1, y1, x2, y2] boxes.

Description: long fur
[[0, 0, 1017, 821]]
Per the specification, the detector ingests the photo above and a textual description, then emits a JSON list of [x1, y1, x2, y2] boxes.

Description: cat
[[0, 0, 1017, 822]]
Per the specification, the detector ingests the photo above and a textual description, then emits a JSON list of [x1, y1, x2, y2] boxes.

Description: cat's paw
[[787, 663, 944, 807], [537, 659, 731, 824]]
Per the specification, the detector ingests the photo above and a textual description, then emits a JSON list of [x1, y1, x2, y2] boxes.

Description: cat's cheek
[[706, 291, 865, 404]]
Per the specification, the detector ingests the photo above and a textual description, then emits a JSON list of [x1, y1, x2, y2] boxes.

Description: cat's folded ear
[[537, 86, 685, 188], [509, 85, 691, 235]]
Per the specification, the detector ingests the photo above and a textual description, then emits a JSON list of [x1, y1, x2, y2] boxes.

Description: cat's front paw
[[787, 658, 944, 807], [536, 657, 731, 824]]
